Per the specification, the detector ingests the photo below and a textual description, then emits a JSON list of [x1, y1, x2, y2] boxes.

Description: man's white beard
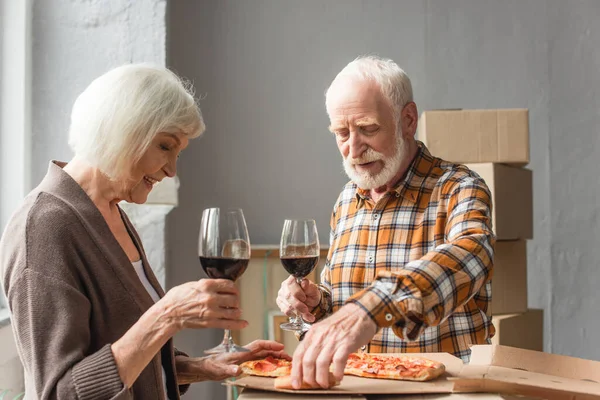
[[343, 133, 408, 190]]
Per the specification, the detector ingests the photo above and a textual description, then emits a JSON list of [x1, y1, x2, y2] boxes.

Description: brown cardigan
[[1, 161, 186, 399]]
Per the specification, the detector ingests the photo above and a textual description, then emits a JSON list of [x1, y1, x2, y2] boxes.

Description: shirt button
[[360, 345, 367, 352], [372, 213, 380, 220], [367, 255, 374, 262], [385, 313, 393, 322]]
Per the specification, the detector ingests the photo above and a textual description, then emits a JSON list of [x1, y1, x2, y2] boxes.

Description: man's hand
[[291, 303, 377, 389], [276, 276, 321, 322], [176, 340, 291, 384]]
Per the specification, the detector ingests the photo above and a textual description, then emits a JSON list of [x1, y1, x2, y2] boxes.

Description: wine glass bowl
[[279, 219, 319, 332], [198, 208, 251, 354]]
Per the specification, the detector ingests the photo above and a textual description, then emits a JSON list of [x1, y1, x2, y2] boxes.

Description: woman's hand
[[176, 340, 291, 384], [112, 278, 248, 388], [158, 279, 248, 332]]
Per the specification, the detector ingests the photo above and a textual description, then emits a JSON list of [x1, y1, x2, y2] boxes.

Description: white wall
[[0, 0, 31, 392], [31, 0, 168, 184]]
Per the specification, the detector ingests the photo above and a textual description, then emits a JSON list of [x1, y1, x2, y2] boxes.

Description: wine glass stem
[[221, 329, 233, 347], [295, 277, 307, 325]]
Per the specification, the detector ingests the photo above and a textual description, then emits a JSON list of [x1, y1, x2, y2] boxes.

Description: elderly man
[[276, 55, 495, 389]]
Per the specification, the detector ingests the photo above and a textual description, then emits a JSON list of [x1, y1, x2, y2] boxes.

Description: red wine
[[280, 256, 319, 278], [199, 256, 249, 281]]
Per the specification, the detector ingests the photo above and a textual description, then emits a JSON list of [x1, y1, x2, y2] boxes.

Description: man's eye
[[335, 130, 349, 139], [160, 144, 171, 151], [362, 125, 379, 133]]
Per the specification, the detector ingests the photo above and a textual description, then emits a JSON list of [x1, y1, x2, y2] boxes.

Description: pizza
[[343, 353, 445, 382], [240, 353, 445, 388], [239, 356, 292, 377]]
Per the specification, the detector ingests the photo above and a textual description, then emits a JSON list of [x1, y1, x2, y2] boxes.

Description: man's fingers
[[331, 346, 350, 383], [301, 311, 316, 322], [289, 279, 307, 302], [301, 335, 325, 387], [276, 297, 297, 317], [289, 297, 310, 314], [291, 340, 308, 390]]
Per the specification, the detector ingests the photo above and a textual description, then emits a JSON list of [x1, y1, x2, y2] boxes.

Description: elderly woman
[[0, 64, 287, 399]]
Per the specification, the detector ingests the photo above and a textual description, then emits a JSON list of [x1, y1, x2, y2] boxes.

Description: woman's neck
[[63, 157, 123, 214]]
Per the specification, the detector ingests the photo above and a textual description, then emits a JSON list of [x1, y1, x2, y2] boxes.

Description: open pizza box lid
[[228, 345, 600, 398], [451, 344, 600, 399]]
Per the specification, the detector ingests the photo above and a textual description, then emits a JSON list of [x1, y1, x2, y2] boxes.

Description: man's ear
[[400, 102, 418, 138]]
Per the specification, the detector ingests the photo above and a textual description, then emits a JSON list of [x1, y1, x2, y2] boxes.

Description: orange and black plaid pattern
[[311, 142, 495, 362]]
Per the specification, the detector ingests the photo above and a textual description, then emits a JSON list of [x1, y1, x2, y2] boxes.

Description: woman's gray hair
[[326, 55, 413, 124], [68, 63, 205, 180]]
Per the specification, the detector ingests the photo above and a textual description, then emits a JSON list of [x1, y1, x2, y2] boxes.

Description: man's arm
[[347, 176, 494, 340], [290, 176, 494, 390]]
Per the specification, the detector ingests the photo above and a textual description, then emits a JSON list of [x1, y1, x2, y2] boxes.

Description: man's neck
[[369, 141, 419, 203]]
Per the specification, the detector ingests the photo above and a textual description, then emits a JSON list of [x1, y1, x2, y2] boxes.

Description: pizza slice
[[239, 356, 292, 377], [343, 353, 445, 382]]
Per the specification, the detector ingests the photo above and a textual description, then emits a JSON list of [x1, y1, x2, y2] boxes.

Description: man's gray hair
[[326, 55, 413, 124], [68, 63, 204, 180]]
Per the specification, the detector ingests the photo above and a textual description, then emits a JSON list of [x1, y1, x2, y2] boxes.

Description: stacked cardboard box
[[419, 109, 541, 351]]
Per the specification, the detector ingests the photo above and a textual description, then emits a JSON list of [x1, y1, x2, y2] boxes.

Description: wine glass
[[279, 219, 319, 332], [198, 208, 251, 354]]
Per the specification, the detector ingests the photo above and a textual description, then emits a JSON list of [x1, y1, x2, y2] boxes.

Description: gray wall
[[168, 3, 600, 395], [548, 1, 600, 358]]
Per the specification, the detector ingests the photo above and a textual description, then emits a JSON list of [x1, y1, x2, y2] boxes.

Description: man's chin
[[347, 174, 382, 190]]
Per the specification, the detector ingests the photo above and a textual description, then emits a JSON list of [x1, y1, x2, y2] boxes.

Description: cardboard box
[[367, 394, 534, 399], [227, 352, 463, 396], [418, 109, 529, 166], [491, 240, 528, 315], [465, 163, 533, 240], [230, 346, 600, 399], [239, 393, 530, 400], [454, 345, 600, 399], [238, 388, 366, 399], [491, 310, 543, 352]]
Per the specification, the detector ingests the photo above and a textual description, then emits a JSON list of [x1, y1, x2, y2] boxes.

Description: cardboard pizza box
[[237, 388, 366, 399], [226, 352, 463, 396], [453, 345, 600, 399], [367, 394, 534, 400], [230, 346, 600, 399], [418, 109, 529, 166]]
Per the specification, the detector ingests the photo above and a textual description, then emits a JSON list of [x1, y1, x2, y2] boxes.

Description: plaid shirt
[[312, 142, 495, 362]]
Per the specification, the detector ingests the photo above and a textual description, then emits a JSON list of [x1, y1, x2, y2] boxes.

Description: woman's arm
[[111, 279, 247, 388]]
